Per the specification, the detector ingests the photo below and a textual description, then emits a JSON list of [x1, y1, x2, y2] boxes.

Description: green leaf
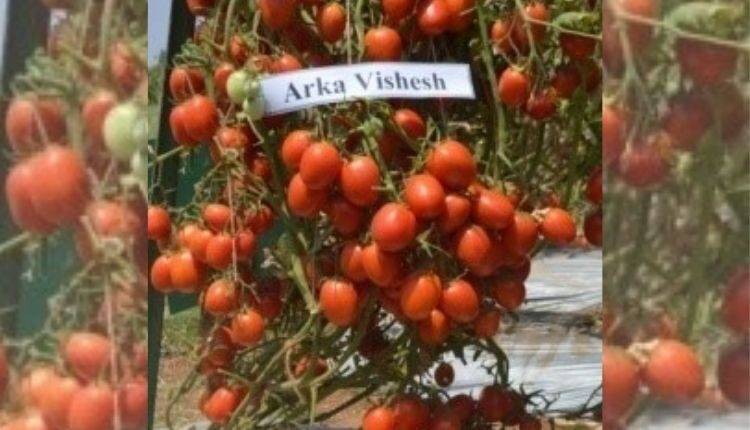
[[553, 11, 600, 33], [666, 2, 748, 39]]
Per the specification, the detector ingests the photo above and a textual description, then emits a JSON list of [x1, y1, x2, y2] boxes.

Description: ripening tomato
[[229, 35, 249, 64], [392, 394, 430, 430], [662, 90, 711, 151], [425, 139, 477, 191], [203, 279, 239, 316], [437, 194, 471, 234], [230, 308, 265, 346], [371, 203, 417, 252], [560, 33, 596, 60], [169, 67, 205, 101], [393, 108, 426, 139], [119, 377, 147, 430], [206, 233, 235, 270], [364, 26, 403, 61], [362, 406, 396, 430], [478, 385, 515, 423], [299, 141, 342, 190], [498, 68, 531, 107], [216, 127, 249, 151], [472, 189, 514, 230], [517, 2, 549, 45], [5, 97, 66, 152], [382, 0, 415, 21], [603, 104, 626, 165], [524, 88, 557, 120], [617, 142, 668, 188], [490, 17, 515, 53], [202, 387, 241, 424], [317, 3, 346, 43], [717, 342, 749, 406], [67, 384, 115, 430], [281, 130, 314, 171], [540, 208, 576, 245], [418, 308, 451, 345], [502, 212, 538, 256], [246, 205, 275, 234], [417, 0, 451, 36], [453, 224, 491, 269], [271, 53, 303, 73], [676, 38, 738, 86], [203, 203, 232, 232], [339, 241, 367, 282], [586, 167, 603, 205], [551, 63, 582, 99], [181, 95, 219, 143], [642, 340, 705, 404], [584, 210, 602, 247], [722, 268, 749, 334], [361, 243, 402, 287], [38, 375, 81, 428], [29, 145, 89, 226], [325, 197, 364, 237], [404, 174, 446, 220], [213, 63, 234, 98], [400, 272, 442, 321], [5, 162, 57, 233], [474, 308, 501, 338], [82, 90, 117, 148], [109, 41, 143, 93], [169, 250, 205, 292], [63, 332, 111, 381], [287, 173, 327, 217], [258, 0, 298, 30], [491, 278, 526, 311], [340, 155, 381, 207], [319, 279, 359, 327]]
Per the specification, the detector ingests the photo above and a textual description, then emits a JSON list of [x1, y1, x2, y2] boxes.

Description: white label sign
[[260, 62, 476, 115]]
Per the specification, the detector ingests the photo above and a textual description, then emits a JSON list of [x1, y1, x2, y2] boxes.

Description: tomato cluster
[[0, 1, 147, 430]]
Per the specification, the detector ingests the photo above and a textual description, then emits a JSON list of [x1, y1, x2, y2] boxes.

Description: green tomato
[[243, 96, 265, 121], [227, 70, 252, 104], [246, 79, 262, 99], [104, 102, 145, 162]]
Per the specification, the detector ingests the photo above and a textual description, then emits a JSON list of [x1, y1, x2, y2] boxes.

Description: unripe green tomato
[[246, 79, 262, 99], [104, 102, 145, 161], [243, 96, 265, 121], [227, 70, 252, 104]]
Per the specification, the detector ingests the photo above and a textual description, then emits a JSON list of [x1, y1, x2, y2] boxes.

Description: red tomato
[[472, 189, 514, 230], [477, 385, 516, 423], [245, 205, 275, 234], [5, 162, 57, 233], [169, 67, 205, 101], [382, 0, 416, 21], [498, 68, 531, 107], [271, 53, 303, 73], [150, 254, 173, 291], [361, 243, 402, 287], [441, 279, 479, 323], [445, 0, 474, 32], [317, 3, 346, 43], [119, 377, 147, 429], [216, 127, 249, 150], [187, 228, 214, 262], [63, 332, 111, 381], [437, 193, 471, 234], [280, 129, 314, 171], [560, 33, 596, 60], [551, 63, 582, 99], [287, 173, 327, 217], [676, 38, 738, 86], [169, 250, 205, 292], [642, 340, 705, 404], [339, 241, 367, 282], [540, 208, 576, 245], [603, 104, 626, 165], [491, 278, 526, 311], [519, 415, 542, 430], [453, 224, 491, 269], [371, 203, 417, 252], [325, 197, 364, 237], [524, 88, 557, 120], [393, 108, 426, 139], [417, 0, 451, 36], [490, 17, 515, 53], [82, 90, 117, 148], [340, 155, 381, 207], [258, 0, 298, 30], [147, 206, 171, 241], [722, 268, 749, 334], [182, 95, 219, 142], [319, 279, 359, 327], [435, 362, 455, 387], [392, 394, 430, 430], [362, 406, 396, 430], [425, 139, 477, 191], [186, 0, 216, 15], [230, 308, 265, 346], [28, 145, 89, 226], [5, 97, 67, 152], [203, 279, 239, 316], [299, 141, 342, 190], [109, 41, 143, 93], [67, 384, 115, 430], [517, 2, 549, 45], [586, 167, 603, 205], [617, 141, 668, 188], [205, 233, 235, 270], [404, 173, 446, 220], [502, 212, 538, 256], [234, 230, 257, 259], [202, 203, 232, 232], [229, 35, 249, 64], [213, 62, 234, 98], [169, 104, 196, 146], [620, 0, 658, 52], [36, 374, 80, 427], [662, 90, 711, 151], [202, 387, 241, 424], [417, 308, 451, 345], [473, 308, 501, 338], [717, 342, 749, 406], [400, 272, 442, 321], [584, 210, 602, 247], [364, 26, 403, 61], [446, 394, 475, 423]]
